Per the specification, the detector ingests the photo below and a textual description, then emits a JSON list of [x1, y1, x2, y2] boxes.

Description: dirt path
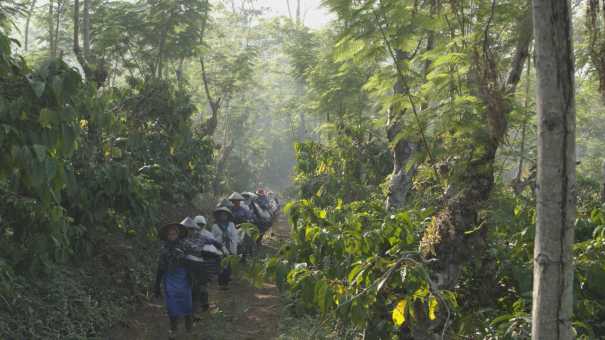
[[106, 215, 290, 340]]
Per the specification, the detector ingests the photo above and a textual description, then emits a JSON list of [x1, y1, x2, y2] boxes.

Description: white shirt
[[211, 222, 240, 255]]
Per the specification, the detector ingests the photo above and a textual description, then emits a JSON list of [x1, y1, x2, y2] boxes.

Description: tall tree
[[48, 0, 55, 57], [23, 0, 37, 52], [420, 0, 533, 291], [531, 0, 576, 339], [586, 0, 605, 103], [83, 0, 91, 57]]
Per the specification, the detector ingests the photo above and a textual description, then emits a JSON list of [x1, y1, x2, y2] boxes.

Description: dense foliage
[[0, 1, 299, 338], [263, 1, 605, 339]]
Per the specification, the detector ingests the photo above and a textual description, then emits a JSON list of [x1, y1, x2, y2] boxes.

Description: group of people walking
[[153, 189, 280, 339]]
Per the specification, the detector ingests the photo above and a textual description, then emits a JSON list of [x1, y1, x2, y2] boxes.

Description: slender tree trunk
[[296, 78, 306, 140], [531, 1, 576, 339], [515, 54, 532, 183], [199, 56, 221, 136], [24, 0, 37, 53], [54, 0, 63, 56], [156, 9, 175, 79], [286, 0, 293, 20], [73, 0, 80, 51], [600, 160, 605, 203], [83, 0, 91, 58], [49, 0, 55, 57], [73, 0, 88, 78], [382, 3, 438, 211], [296, 0, 301, 26], [385, 69, 416, 211], [586, 0, 605, 104]]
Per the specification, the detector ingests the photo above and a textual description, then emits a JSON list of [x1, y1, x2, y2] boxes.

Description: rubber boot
[[218, 266, 231, 289], [168, 317, 178, 340], [185, 315, 193, 332], [200, 290, 209, 311]]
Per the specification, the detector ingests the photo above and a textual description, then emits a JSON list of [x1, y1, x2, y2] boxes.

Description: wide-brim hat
[[213, 206, 233, 218], [241, 191, 257, 199], [228, 192, 245, 201], [218, 198, 233, 208], [158, 223, 188, 241], [180, 217, 200, 230]]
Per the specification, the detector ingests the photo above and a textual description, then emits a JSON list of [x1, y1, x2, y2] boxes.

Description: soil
[[105, 215, 290, 340]]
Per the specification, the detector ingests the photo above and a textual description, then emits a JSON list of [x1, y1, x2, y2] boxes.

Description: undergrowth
[[0, 231, 156, 340]]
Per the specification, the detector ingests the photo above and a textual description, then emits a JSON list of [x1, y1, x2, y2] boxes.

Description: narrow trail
[[107, 215, 290, 340]]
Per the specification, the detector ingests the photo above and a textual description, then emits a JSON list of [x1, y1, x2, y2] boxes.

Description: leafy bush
[[293, 132, 391, 207], [0, 30, 215, 339], [266, 199, 456, 338]]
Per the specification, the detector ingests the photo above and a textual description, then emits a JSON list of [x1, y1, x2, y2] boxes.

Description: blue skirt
[[163, 267, 192, 317]]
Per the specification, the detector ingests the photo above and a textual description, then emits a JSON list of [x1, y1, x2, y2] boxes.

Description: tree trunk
[[515, 54, 532, 183], [377, 0, 437, 212], [385, 74, 416, 211], [296, 0, 301, 26], [156, 9, 175, 79], [296, 78, 306, 140], [586, 0, 605, 104], [286, 0, 293, 20], [199, 56, 221, 136], [54, 0, 63, 56], [418, 0, 532, 321], [24, 0, 37, 53], [73, 0, 80, 51], [531, 1, 576, 339], [49, 0, 55, 57], [73, 0, 89, 79], [601, 160, 605, 203], [83, 0, 91, 58]]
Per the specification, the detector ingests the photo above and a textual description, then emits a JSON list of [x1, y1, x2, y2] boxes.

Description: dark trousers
[[191, 273, 209, 312], [169, 315, 192, 332], [218, 265, 231, 286]]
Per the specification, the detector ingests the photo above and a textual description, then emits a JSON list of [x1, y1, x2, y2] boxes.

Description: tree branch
[[506, 4, 533, 92]]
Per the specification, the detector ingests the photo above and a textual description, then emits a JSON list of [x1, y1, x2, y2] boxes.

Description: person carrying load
[[179, 216, 223, 313], [241, 191, 257, 209], [256, 188, 271, 210], [229, 192, 261, 257], [154, 223, 193, 339], [246, 190, 273, 246], [210, 206, 239, 289], [228, 192, 255, 225]]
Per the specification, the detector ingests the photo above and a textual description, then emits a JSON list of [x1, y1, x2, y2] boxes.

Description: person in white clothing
[[211, 206, 239, 288]]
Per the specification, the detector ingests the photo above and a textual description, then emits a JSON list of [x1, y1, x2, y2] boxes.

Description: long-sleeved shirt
[[211, 222, 240, 255], [231, 205, 255, 224], [184, 230, 222, 254], [155, 239, 188, 290]]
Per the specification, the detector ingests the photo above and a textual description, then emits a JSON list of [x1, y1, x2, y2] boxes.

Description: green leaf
[[348, 263, 364, 284], [38, 109, 57, 127]]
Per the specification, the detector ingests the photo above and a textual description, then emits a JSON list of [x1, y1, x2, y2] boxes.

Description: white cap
[[193, 215, 207, 226]]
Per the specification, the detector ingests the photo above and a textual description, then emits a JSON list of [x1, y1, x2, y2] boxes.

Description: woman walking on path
[[154, 223, 193, 339]]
